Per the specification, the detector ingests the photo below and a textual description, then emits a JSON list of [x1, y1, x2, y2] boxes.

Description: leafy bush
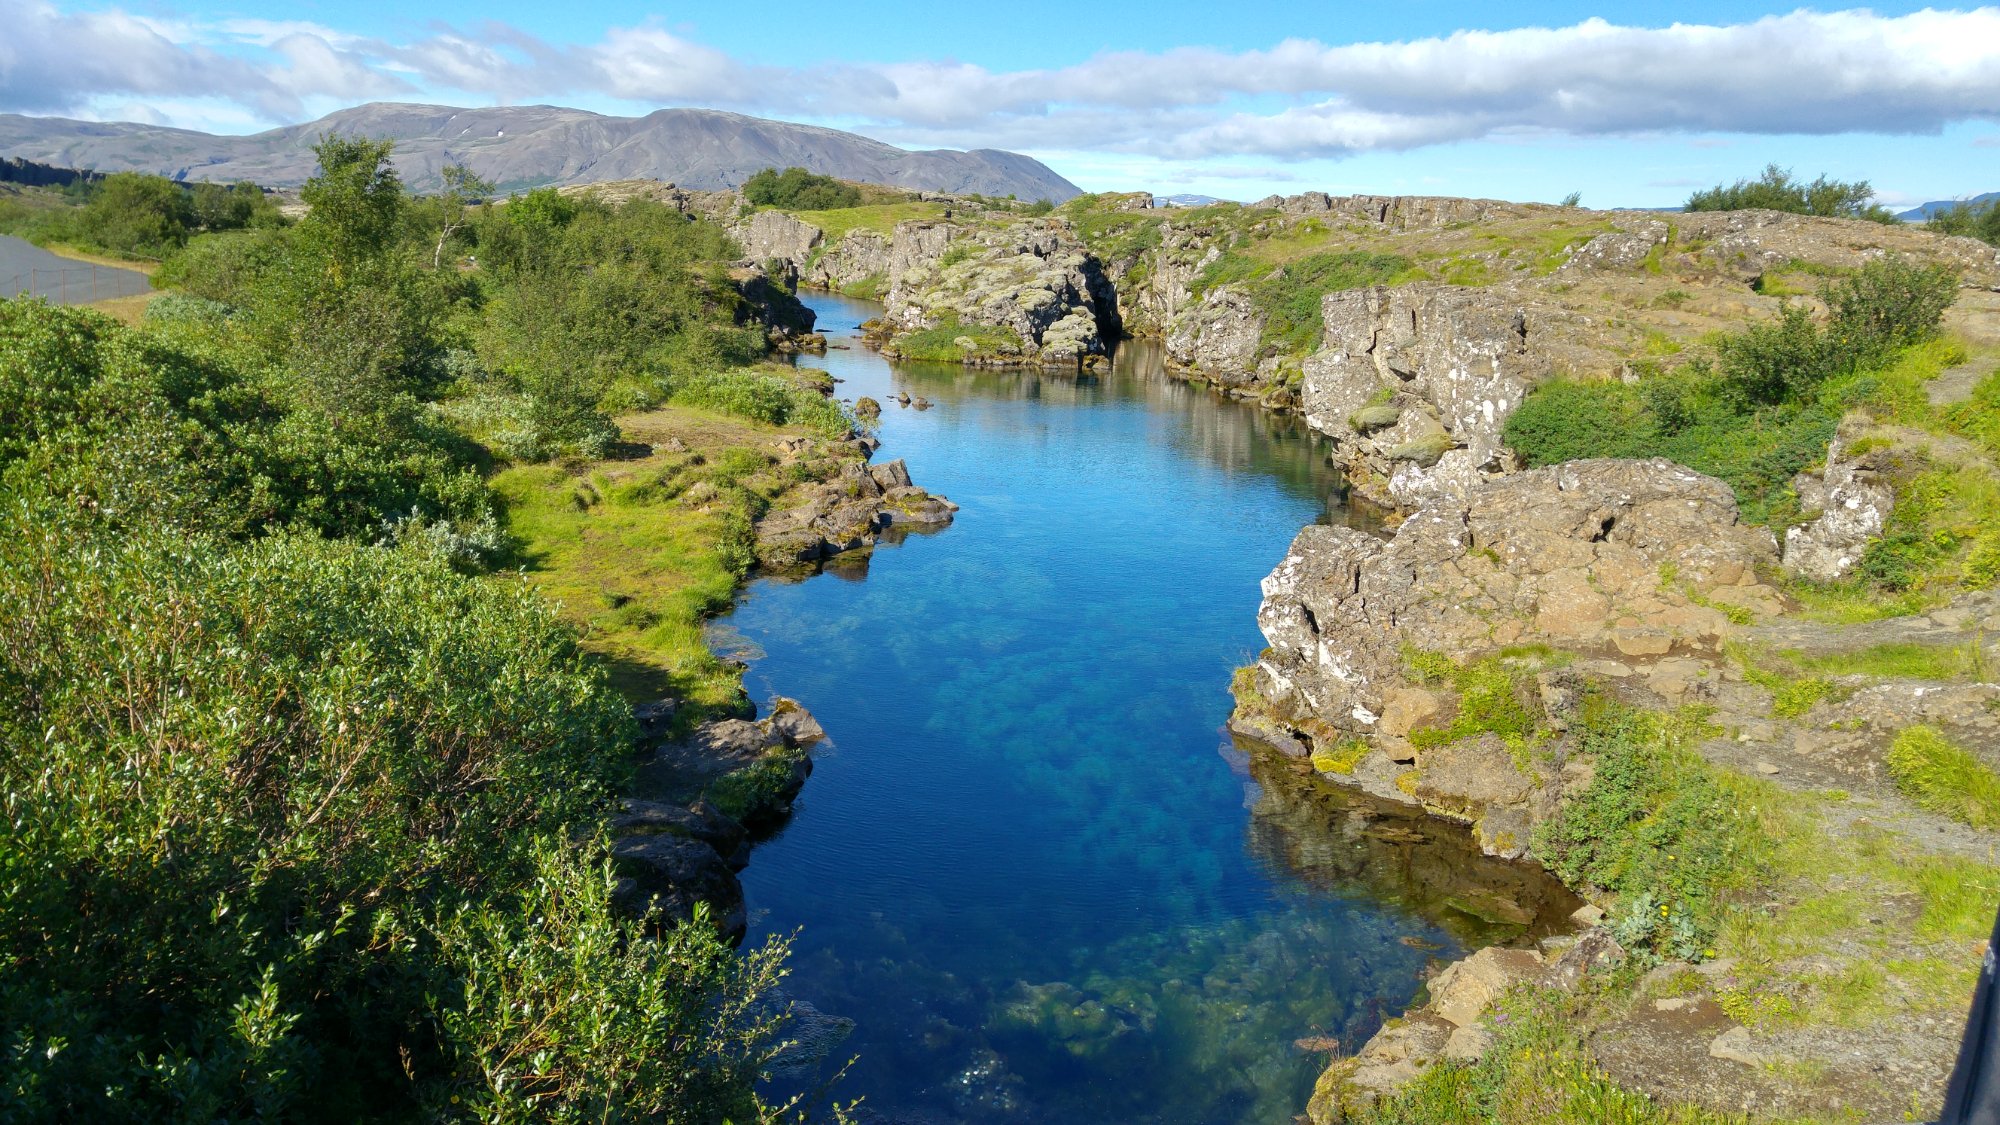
[[1886, 725, 2000, 828], [1685, 164, 1896, 222], [1507, 256, 1955, 529], [743, 166, 862, 211], [0, 298, 495, 546], [665, 367, 853, 437], [1926, 198, 2000, 246], [1537, 703, 1768, 962]]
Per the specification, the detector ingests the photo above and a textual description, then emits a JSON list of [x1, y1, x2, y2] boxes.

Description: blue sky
[[6, 0, 1998, 205]]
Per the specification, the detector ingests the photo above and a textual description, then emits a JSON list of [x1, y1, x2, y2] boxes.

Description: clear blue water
[[721, 292, 1574, 1124]]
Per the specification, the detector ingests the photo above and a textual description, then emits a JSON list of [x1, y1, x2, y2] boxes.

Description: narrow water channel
[[717, 291, 1575, 1123]]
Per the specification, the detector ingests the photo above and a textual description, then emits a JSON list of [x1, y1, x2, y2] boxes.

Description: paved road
[[0, 234, 152, 303]]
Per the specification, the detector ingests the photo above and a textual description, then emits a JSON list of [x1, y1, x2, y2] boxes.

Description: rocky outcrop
[[1309, 928, 1626, 1122], [734, 209, 823, 265], [879, 220, 1119, 366], [1301, 284, 1559, 510], [755, 451, 957, 568], [1249, 193, 1540, 231], [1164, 287, 1268, 388], [805, 230, 892, 292], [1243, 459, 1782, 851], [1782, 427, 1897, 581], [614, 698, 829, 944]]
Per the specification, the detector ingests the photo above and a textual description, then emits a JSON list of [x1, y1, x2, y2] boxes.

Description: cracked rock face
[[1302, 284, 1555, 510], [1252, 459, 1781, 751], [1782, 429, 1896, 582], [882, 221, 1117, 363]]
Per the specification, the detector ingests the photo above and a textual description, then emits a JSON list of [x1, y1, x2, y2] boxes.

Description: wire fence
[[1, 263, 153, 305]]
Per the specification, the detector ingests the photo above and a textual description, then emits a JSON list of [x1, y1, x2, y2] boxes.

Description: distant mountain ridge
[[0, 102, 1082, 202], [1897, 191, 2000, 221]]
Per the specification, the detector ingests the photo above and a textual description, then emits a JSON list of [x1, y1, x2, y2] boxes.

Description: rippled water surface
[[718, 292, 1573, 1123]]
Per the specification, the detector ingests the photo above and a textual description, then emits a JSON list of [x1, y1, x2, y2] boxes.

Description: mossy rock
[[855, 396, 881, 418], [1349, 404, 1402, 433], [1386, 433, 1455, 467]]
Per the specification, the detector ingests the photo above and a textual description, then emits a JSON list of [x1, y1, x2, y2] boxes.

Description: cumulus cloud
[[3, 2, 1998, 161], [0, 0, 406, 119]]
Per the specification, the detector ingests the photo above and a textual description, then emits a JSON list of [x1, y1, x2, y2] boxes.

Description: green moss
[[1310, 740, 1371, 775]]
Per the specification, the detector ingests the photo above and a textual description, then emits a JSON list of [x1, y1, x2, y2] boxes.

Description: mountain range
[[0, 102, 1082, 202], [1896, 191, 1999, 221]]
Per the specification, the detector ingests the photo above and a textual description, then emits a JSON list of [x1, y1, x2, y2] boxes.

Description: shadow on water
[[729, 292, 1574, 1123]]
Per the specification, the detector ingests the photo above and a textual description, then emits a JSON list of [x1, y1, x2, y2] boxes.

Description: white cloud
[[2, 3, 1998, 162]]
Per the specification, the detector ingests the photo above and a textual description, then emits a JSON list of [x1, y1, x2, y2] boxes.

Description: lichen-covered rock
[[1164, 286, 1267, 385], [1426, 947, 1546, 1027], [611, 834, 747, 943], [1252, 193, 1536, 230], [1783, 429, 1897, 581], [755, 453, 956, 567], [732, 209, 823, 265], [880, 220, 1117, 367], [1301, 284, 1553, 509]]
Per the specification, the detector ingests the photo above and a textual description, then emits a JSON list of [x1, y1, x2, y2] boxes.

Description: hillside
[[0, 102, 1082, 201], [1899, 191, 2000, 221]]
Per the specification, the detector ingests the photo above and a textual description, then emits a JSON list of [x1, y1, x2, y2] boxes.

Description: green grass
[[492, 406, 833, 713], [1351, 989, 1753, 1125], [1887, 725, 2000, 828], [785, 201, 948, 240], [886, 317, 1025, 362], [1784, 639, 1993, 681]]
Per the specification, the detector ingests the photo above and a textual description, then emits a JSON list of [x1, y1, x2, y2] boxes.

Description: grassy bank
[[491, 403, 845, 714]]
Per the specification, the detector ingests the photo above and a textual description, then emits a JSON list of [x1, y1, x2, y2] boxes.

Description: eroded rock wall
[[1246, 459, 1782, 851]]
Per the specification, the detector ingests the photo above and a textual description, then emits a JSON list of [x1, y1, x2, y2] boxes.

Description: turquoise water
[[722, 292, 1574, 1123]]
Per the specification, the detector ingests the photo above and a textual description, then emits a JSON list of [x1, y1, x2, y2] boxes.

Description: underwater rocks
[[755, 453, 958, 570], [612, 697, 829, 944]]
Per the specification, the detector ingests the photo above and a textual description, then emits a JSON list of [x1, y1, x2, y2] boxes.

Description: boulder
[[1426, 947, 1546, 1028], [611, 797, 750, 870], [1783, 429, 1897, 581], [610, 833, 747, 944]]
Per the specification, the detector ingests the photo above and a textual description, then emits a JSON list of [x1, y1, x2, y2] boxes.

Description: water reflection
[[726, 293, 1568, 1123]]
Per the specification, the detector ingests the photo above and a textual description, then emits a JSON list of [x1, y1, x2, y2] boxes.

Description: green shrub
[[1887, 725, 2000, 828], [0, 508, 795, 1118], [743, 166, 862, 211], [1685, 164, 1896, 222], [1926, 198, 2000, 247]]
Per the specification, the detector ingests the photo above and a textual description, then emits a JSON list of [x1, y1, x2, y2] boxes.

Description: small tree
[[298, 135, 404, 287], [1686, 164, 1895, 223], [79, 171, 193, 256], [426, 163, 495, 269]]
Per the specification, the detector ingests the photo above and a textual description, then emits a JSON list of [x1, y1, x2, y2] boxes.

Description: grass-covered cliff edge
[[0, 143, 933, 1121]]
